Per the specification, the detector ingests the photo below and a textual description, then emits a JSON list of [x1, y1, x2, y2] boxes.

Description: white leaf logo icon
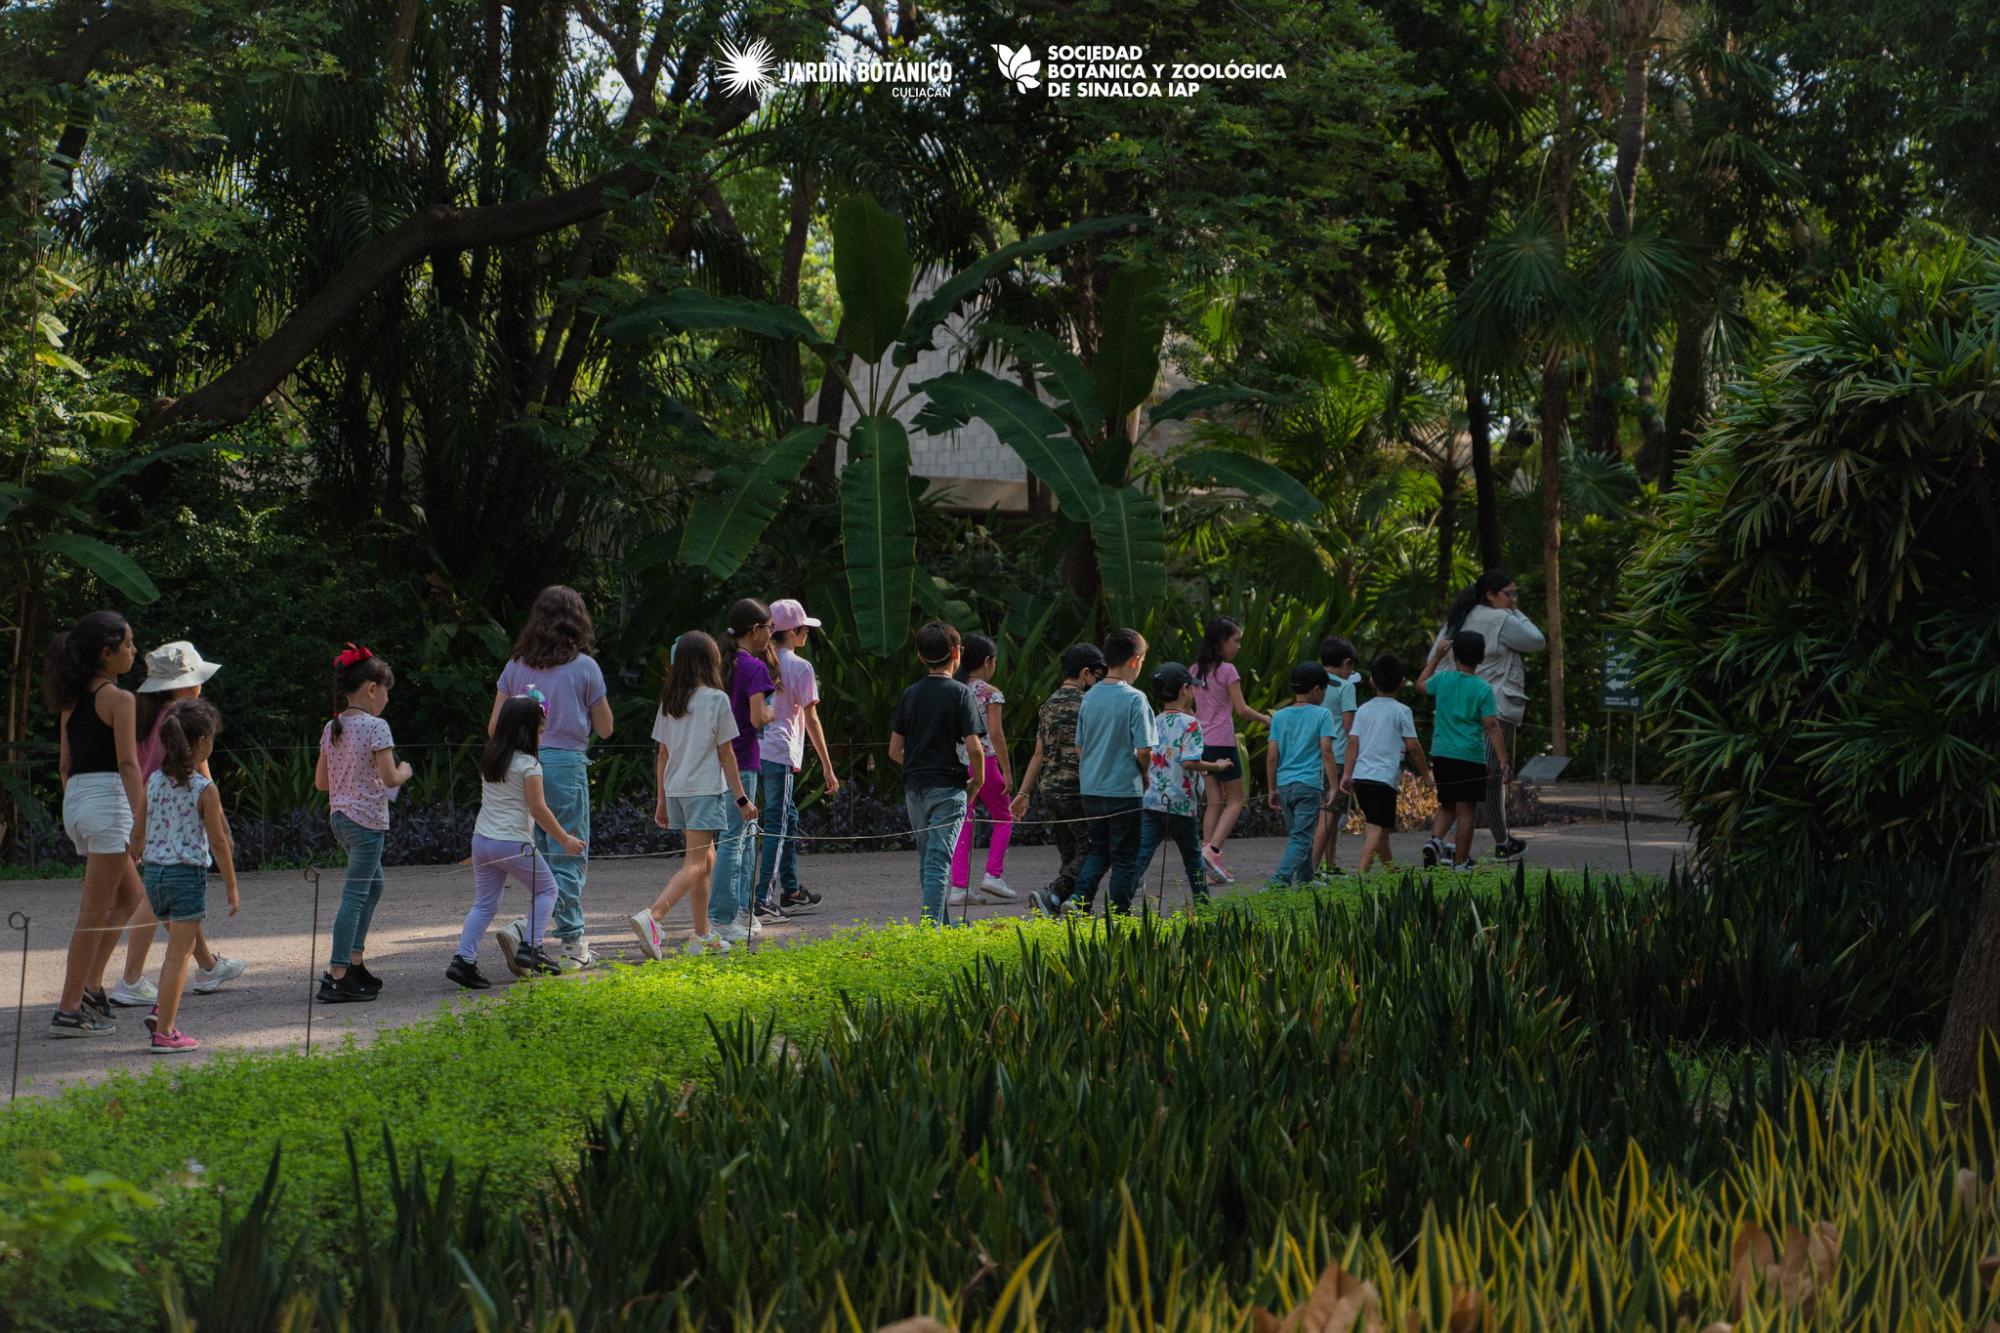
[[992, 43, 1041, 93]]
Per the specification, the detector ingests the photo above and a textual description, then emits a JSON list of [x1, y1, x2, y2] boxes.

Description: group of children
[[44, 584, 1524, 1045]]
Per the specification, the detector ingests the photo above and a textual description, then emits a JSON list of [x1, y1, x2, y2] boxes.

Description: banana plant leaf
[[38, 532, 159, 604], [603, 289, 832, 349], [914, 369, 1103, 518], [1169, 449, 1322, 524], [1090, 484, 1167, 625], [833, 194, 916, 364], [842, 416, 917, 655], [979, 322, 1102, 435], [678, 424, 828, 577], [1094, 265, 1168, 423]]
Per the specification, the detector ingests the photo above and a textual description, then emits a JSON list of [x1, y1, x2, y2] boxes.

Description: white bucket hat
[[137, 640, 221, 693]]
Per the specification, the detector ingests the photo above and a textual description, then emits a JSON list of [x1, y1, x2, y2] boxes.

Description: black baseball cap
[[1290, 661, 1329, 693], [1152, 661, 1194, 701]]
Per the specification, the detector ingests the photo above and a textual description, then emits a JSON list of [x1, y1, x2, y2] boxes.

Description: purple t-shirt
[[497, 654, 606, 752], [727, 650, 775, 774]]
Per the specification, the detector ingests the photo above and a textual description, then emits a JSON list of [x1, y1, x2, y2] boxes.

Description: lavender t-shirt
[[727, 650, 775, 774], [497, 654, 606, 752]]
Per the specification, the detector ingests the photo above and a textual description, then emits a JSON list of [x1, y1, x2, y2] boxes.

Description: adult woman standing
[[1424, 569, 1545, 858], [491, 587, 611, 971], [46, 611, 147, 1035]]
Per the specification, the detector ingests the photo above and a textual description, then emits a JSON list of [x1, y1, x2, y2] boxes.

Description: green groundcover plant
[[0, 861, 1978, 1327]]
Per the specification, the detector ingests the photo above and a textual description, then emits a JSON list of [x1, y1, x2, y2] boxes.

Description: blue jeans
[[710, 799, 755, 925], [755, 760, 802, 904], [1273, 783, 1322, 884], [533, 747, 590, 943], [905, 786, 969, 925], [1069, 794, 1144, 914], [329, 813, 386, 965], [1135, 809, 1206, 904]]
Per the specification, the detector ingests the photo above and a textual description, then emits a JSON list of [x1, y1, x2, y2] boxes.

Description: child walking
[[1338, 653, 1431, 874], [1190, 616, 1270, 885], [716, 599, 777, 939], [492, 586, 612, 973], [631, 632, 757, 958], [314, 644, 411, 1003], [1265, 664, 1337, 885], [1417, 630, 1509, 871], [889, 621, 983, 926], [753, 599, 838, 918], [1010, 643, 1106, 909], [1133, 663, 1228, 904], [108, 640, 244, 1009], [448, 692, 584, 988], [1050, 629, 1154, 917], [138, 700, 239, 1052], [1311, 637, 1360, 875], [950, 634, 1018, 905]]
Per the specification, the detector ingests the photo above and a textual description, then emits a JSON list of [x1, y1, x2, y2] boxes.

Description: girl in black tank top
[[66, 683, 121, 775]]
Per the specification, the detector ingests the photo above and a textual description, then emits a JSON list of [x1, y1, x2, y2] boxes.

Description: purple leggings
[[456, 835, 556, 962]]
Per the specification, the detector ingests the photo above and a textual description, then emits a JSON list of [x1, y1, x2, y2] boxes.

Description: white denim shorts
[[63, 772, 133, 856]]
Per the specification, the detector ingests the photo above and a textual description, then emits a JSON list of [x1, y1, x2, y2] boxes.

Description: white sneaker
[[493, 919, 528, 977], [560, 937, 594, 968], [714, 920, 751, 944], [741, 909, 763, 937], [947, 885, 980, 907], [108, 977, 157, 1007], [684, 934, 730, 956], [628, 910, 664, 961], [191, 957, 245, 994], [979, 874, 1019, 901]]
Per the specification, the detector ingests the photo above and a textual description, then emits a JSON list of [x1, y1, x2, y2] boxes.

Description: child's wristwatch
[[735, 794, 749, 806]]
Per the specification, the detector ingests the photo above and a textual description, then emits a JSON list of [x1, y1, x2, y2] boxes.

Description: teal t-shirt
[[1269, 702, 1335, 789], [1325, 675, 1358, 762], [1425, 670, 1496, 763], [1076, 678, 1156, 798]]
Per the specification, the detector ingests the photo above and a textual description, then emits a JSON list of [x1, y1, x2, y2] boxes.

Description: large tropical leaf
[[1169, 449, 1322, 524], [79, 438, 234, 500], [1146, 382, 1267, 425], [1094, 265, 1168, 423], [842, 416, 917, 655], [1090, 484, 1167, 624], [832, 194, 915, 364], [895, 214, 1148, 363], [1444, 208, 1585, 374], [38, 533, 159, 603], [979, 322, 1101, 435], [679, 425, 828, 577], [603, 289, 831, 348], [913, 370, 1103, 518]]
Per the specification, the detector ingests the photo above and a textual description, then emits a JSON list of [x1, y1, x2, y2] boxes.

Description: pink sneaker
[[1201, 845, 1234, 884], [150, 1028, 198, 1053]]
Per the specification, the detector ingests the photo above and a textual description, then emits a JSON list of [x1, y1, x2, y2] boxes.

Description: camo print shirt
[[1033, 684, 1086, 800]]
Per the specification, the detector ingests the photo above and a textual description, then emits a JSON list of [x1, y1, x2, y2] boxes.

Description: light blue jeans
[[329, 813, 387, 965], [905, 786, 969, 925], [1273, 783, 1323, 884], [533, 747, 590, 942], [710, 799, 756, 925], [755, 760, 802, 904]]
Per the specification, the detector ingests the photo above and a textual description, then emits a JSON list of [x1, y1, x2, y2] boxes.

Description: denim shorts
[[143, 863, 208, 923], [665, 792, 730, 832]]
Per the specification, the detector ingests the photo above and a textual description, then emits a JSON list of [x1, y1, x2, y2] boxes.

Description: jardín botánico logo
[[717, 36, 778, 98], [992, 43, 1041, 93]]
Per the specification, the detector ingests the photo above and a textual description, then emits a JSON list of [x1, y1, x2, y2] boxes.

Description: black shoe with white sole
[[316, 971, 376, 1004], [446, 957, 492, 990]]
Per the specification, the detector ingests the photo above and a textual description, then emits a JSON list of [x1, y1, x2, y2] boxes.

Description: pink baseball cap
[[769, 598, 822, 632]]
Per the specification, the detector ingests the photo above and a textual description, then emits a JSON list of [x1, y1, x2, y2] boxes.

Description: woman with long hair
[[490, 586, 612, 972], [1421, 568, 1546, 860]]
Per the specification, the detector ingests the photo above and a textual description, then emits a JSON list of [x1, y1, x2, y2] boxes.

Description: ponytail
[[158, 699, 220, 786], [43, 611, 129, 713], [721, 598, 771, 691]]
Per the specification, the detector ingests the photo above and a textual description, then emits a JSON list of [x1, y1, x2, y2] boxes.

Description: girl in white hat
[[105, 641, 245, 1009]]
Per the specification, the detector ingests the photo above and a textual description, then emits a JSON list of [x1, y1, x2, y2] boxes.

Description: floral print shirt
[[1143, 710, 1207, 815]]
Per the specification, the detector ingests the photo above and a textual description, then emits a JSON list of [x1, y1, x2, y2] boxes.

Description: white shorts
[[63, 772, 133, 856]]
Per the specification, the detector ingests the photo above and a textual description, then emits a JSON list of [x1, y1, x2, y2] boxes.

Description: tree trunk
[[1939, 855, 2000, 1104], [1435, 453, 1459, 611], [1539, 352, 1569, 758], [1656, 312, 1707, 487], [1467, 379, 1501, 568]]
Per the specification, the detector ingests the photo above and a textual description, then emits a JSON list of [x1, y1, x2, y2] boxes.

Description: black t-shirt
[[891, 675, 980, 791]]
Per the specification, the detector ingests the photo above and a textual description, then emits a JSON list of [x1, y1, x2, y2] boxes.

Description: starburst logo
[[993, 43, 1040, 93], [716, 36, 776, 98]]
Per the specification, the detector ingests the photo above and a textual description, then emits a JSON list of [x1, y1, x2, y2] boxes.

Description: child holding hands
[[138, 700, 238, 1052]]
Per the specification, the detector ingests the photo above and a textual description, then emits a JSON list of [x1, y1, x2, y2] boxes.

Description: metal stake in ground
[[302, 867, 321, 1054], [7, 911, 27, 1103]]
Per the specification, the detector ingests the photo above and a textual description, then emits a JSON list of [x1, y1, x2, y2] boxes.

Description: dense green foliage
[[1628, 242, 2000, 876]]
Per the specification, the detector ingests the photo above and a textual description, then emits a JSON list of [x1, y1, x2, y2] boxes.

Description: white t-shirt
[[475, 751, 544, 842], [759, 649, 820, 769], [1347, 696, 1417, 786], [652, 687, 739, 797]]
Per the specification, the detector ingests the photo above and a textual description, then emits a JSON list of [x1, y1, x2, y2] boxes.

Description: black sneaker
[[1030, 889, 1063, 916], [81, 987, 112, 1018], [1495, 837, 1528, 859], [445, 957, 492, 990], [1421, 838, 1442, 869], [50, 1007, 114, 1037], [754, 899, 789, 923], [517, 944, 563, 977], [780, 886, 823, 911], [316, 971, 376, 1004], [346, 961, 385, 994]]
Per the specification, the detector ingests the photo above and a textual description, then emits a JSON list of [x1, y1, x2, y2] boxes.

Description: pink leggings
[[951, 757, 1013, 887]]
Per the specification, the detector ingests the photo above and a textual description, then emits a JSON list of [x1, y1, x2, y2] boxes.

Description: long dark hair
[[720, 598, 773, 692], [157, 699, 221, 786], [659, 631, 723, 719], [1445, 568, 1516, 637], [955, 633, 997, 683], [330, 648, 395, 742], [1193, 616, 1240, 685], [43, 611, 129, 713], [480, 696, 544, 782], [136, 691, 172, 741], [510, 585, 596, 670]]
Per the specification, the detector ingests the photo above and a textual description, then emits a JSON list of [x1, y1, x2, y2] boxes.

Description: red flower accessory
[[335, 642, 374, 669]]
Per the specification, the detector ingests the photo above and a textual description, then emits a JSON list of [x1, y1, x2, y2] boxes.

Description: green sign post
[[1601, 634, 1643, 790]]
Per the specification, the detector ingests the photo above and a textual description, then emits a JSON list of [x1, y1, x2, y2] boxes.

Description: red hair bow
[[335, 643, 375, 669]]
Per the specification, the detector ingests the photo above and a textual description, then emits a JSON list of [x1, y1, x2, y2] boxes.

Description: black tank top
[[66, 684, 120, 775]]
